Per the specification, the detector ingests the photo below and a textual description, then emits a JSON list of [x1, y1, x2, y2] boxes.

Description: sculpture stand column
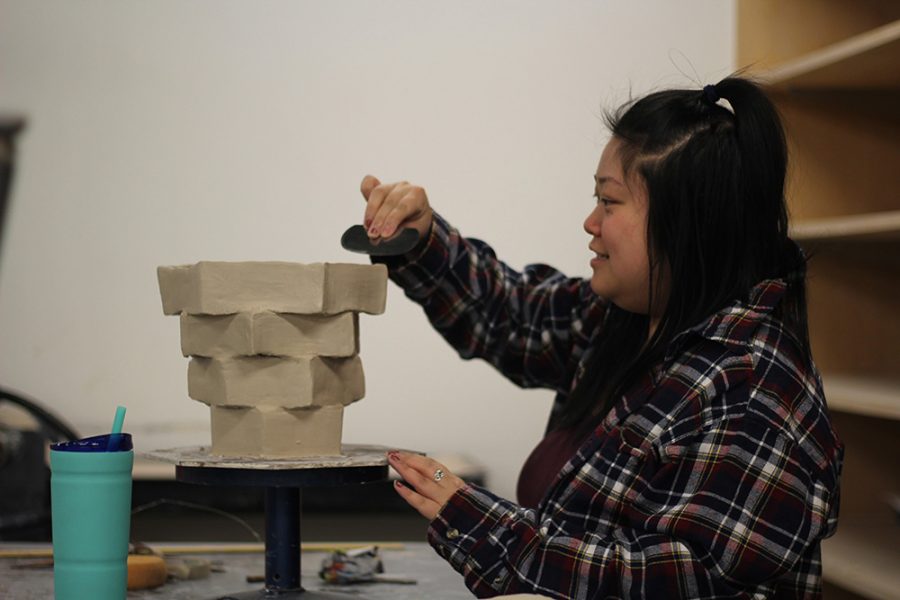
[[146, 445, 396, 599]]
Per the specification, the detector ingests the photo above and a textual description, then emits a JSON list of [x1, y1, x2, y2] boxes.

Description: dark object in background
[[0, 428, 51, 534], [0, 116, 25, 255], [0, 388, 80, 541], [0, 117, 82, 540]]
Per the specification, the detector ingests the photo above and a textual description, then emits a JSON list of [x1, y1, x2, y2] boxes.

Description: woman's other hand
[[387, 450, 466, 521], [360, 175, 434, 241]]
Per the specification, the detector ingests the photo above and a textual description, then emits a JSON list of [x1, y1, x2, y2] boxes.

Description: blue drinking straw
[[108, 405, 127, 451], [111, 406, 126, 434]]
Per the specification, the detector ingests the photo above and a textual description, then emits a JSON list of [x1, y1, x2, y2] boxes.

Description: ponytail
[[714, 77, 809, 354]]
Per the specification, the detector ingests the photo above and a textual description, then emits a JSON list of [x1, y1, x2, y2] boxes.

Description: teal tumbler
[[50, 433, 133, 600]]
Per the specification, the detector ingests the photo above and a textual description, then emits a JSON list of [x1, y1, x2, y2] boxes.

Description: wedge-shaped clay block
[[210, 404, 344, 457], [180, 311, 359, 358], [157, 262, 387, 316], [188, 355, 364, 408]]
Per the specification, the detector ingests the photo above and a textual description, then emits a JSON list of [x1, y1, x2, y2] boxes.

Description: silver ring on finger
[[433, 468, 445, 482]]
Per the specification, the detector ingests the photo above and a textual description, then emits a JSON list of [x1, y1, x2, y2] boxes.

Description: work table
[[0, 541, 474, 599]]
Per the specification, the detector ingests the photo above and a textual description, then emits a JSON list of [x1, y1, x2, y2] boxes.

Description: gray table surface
[[0, 542, 474, 599]]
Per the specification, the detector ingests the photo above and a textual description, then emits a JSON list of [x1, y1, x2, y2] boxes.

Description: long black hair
[[555, 76, 809, 435]]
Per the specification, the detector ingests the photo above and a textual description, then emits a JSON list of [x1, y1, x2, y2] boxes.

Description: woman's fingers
[[369, 182, 417, 239], [387, 451, 465, 521], [364, 180, 400, 236], [360, 175, 381, 202], [360, 175, 381, 230], [388, 451, 432, 490], [393, 480, 442, 520], [358, 176, 433, 240], [397, 452, 450, 484], [377, 190, 411, 239]]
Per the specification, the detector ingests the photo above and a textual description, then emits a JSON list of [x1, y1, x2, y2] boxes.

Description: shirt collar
[[663, 278, 788, 363]]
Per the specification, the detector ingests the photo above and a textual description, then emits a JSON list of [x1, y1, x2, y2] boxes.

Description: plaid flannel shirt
[[377, 214, 843, 599]]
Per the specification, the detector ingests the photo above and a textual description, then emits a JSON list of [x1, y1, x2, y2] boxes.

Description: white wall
[[0, 0, 734, 500]]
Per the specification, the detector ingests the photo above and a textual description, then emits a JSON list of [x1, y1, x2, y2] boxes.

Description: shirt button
[[446, 528, 460, 540], [493, 575, 505, 585]]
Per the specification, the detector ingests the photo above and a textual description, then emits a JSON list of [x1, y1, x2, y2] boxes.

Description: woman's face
[[584, 138, 668, 319]]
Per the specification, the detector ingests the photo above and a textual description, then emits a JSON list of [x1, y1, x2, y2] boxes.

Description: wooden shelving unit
[[790, 210, 900, 243], [739, 2, 900, 598], [762, 20, 900, 90], [823, 376, 900, 421], [822, 523, 900, 600]]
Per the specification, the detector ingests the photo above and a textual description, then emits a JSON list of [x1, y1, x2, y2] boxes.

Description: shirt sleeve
[[374, 212, 606, 394], [427, 412, 840, 599]]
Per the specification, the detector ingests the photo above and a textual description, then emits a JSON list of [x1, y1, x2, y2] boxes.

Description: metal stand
[[265, 487, 301, 593], [147, 445, 394, 599]]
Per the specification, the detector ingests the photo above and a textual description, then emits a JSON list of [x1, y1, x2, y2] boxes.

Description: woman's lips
[[590, 252, 609, 267]]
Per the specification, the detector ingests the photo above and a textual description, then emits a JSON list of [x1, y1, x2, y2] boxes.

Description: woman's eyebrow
[[594, 175, 623, 187]]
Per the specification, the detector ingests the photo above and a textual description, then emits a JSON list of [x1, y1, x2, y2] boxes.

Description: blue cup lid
[[51, 433, 133, 452]]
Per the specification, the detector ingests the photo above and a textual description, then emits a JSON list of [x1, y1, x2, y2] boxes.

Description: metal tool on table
[[340, 225, 420, 256]]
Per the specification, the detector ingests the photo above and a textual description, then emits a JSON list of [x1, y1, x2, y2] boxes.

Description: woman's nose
[[584, 204, 602, 237]]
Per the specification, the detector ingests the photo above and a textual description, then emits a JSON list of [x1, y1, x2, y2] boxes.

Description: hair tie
[[703, 84, 720, 105]]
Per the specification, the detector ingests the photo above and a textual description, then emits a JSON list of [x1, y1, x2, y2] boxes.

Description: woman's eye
[[593, 194, 615, 210]]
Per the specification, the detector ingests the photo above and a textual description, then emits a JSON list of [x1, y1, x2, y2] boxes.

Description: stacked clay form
[[157, 262, 388, 458]]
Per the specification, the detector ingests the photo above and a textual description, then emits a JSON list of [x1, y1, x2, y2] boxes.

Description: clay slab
[[180, 311, 359, 358], [157, 262, 387, 316], [209, 404, 344, 457], [188, 355, 364, 408]]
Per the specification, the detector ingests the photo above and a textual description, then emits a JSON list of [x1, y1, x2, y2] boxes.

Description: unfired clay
[[180, 311, 359, 358], [158, 260, 385, 459], [157, 262, 388, 316], [209, 404, 344, 457], [188, 355, 365, 408]]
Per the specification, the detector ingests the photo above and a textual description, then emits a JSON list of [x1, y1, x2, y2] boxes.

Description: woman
[[362, 77, 843, 598]]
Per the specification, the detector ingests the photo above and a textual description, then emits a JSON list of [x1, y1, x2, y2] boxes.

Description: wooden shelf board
[[762, 20, 900, 90], [791, 210, 900, 242], [134, 456, 177, 480], [824, 376, 900, 421], [822, 522, 900, 599]]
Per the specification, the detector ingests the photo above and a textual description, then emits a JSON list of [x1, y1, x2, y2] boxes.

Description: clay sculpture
[[158, 261, 387, 457]]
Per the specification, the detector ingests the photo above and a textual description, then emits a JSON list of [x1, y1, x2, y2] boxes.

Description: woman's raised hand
[[360, 175, 434, 241]]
